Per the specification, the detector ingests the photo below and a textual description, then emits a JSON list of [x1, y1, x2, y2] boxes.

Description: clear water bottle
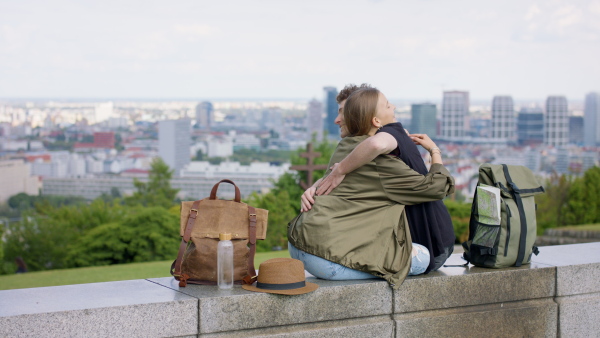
[[217, 233, 234, 289]]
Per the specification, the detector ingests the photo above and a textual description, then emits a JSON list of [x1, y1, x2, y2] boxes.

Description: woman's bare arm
[[315, 132, 397, 196]]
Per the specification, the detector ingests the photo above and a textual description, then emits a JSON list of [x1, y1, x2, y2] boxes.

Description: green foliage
[[2, 199, 125, 272], [230, 148, 292, 165], [443, 199, 472, 243], [535, 173, 572, 234], [4, 193, 86, 215], [245, 190, 296, 252], [563, 166, 600, 226], [125, 157, 179, 207], [66, 207, 180, 267]]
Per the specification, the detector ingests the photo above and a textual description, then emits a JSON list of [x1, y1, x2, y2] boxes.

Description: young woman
[[288, 87, 455, 288], [313, 91, 456, 273]]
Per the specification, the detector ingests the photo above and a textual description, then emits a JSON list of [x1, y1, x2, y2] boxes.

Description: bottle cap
[[219, 233, 232, 241]]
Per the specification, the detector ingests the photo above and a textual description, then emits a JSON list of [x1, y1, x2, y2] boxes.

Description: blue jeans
[[288, 242, 429, 280]]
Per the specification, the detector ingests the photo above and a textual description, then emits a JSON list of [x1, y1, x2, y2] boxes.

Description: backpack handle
[[209, 179, 241, 202]]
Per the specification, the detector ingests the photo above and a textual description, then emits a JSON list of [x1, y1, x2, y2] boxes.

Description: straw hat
[[242, 258, 318, 295]]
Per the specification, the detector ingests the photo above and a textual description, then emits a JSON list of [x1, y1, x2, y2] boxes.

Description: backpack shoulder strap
[[171, 199, 201, 287], [502, 164, 527, 267], [242, 207, 258, 284]]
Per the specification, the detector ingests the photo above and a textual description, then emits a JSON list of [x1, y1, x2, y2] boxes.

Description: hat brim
[[241, 281, 318, 295]]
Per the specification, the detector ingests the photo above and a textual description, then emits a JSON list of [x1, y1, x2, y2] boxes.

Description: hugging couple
[[288, 84, 455, 288]]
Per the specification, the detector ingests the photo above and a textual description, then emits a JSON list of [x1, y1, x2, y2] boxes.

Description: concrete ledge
[[0, 280, 198, 338], [150, 277, 392, 334], [394, 298, 557, 337], [0, 243, 598, 337]]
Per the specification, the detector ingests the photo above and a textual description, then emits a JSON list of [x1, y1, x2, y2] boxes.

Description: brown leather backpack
[[171, 179, 268, 287]]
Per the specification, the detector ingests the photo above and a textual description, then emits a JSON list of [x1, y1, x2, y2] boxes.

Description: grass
[[0, 250, 290, 291]]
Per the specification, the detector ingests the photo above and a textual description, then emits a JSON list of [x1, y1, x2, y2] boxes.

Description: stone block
[[394, 253, 556, 313], [150, 276, 392, 334], [532, 242, 600, 296], [0, 280, 198, 338], [556, 293, 600, 337], [394, 298, 557, 337], [201, 315, 394, 337]]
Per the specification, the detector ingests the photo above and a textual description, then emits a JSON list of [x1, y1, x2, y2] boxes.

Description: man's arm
[[315, 132, 398, 196]]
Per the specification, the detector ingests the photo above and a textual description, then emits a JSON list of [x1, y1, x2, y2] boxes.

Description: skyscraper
[[411, 103, 437, 136], [159, 119, 191, 174], [323, 86, 338, 139], [441, 91, 469, 140], [491, 96, 515, 143], [569, 116, 584, 145], [517, 107, 544, 146], [195, 101, 213, 130], [544, 96, 569, 147], [306, 99, 324, 141], [584, 92, 600, 147]]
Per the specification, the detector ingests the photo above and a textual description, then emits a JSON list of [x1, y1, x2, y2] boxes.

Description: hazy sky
[[1, 0, 599, 100]]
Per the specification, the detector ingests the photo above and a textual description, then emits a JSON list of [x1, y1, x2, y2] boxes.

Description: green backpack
[[462, 164, 545, 268]]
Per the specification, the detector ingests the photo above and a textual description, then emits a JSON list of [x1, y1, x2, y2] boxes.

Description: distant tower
[[195, 101, 213, 130], [569, 116, 584, 145], [517, 107, 544, 146], [491, 96, 515, 143], [159, 119, 191, 174], [307, 99, 324, 141], [584, 92, 600, 147], [544, 96, 569, 147], [411, 103, 437, 136], [441, 91, 469, 140], [323, 86, 338, 139]]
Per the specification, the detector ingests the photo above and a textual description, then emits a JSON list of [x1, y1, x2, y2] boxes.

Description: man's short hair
[[336, 83, 373, 104]]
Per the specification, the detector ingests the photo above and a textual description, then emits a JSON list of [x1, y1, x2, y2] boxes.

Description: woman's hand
[[315, 163, 346, 196], [300, 185, 317, 212], [409, 133, 437, 152]]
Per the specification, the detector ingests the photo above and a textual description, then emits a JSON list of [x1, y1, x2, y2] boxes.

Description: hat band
[[256, 281, 306, 290]]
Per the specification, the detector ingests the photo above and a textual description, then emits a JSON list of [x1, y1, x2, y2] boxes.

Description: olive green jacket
[[288, 136, 455, 288]]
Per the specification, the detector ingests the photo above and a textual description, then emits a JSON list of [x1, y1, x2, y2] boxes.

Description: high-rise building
[[544, 96, 569, 147], [569, 116, 584, 145], [159, 119, 191, 174], [411, 103, 437, 136], [323, 86, 338, 139], [517, 107, 544, 146], [441, 91, 469, 140], [491, 96, 515, 143], [584, 92, 600, 147], [306, 99, 324, 141], [195, 101, 213, 130]]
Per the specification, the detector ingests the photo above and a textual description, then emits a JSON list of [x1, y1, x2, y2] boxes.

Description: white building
[[544, 96, 569, 147], [584, 92, 600, 147], [441, 91, 469, 140], [306, 99, 323, 141], [0, 159, 40, 202], [491, 96, 515, 143], [208, 138, 233, 158], [42, 161, 291, 200], [158, 119, 191, 173]]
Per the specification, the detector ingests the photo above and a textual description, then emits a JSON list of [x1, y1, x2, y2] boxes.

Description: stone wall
[[1, 242, 599, 337]]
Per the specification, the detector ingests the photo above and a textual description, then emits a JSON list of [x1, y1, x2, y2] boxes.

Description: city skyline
[[1, 1, 599, 100]]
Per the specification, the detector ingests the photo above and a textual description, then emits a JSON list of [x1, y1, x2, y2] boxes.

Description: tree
[[535, 173, 572, 233], [125, 157, 179, 207], [245, 190, 297, 252], [66, 207, 180, 267], [443, 199, 472, 243], [563, 166, 600, 225]]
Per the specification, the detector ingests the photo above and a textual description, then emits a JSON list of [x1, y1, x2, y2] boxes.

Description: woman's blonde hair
[[343, 87, 380, 136]]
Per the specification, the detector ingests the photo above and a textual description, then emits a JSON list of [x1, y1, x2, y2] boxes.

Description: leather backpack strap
[[171, 200, 201, 287], [242, 206, 258, 285]]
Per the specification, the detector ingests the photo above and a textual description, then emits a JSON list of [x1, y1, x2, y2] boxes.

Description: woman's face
[[375, 93, 396, 127]]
